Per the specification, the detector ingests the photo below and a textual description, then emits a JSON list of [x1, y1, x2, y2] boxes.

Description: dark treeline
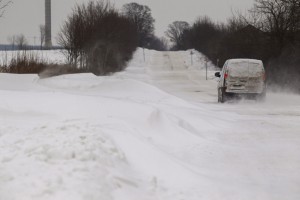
[[167, 0, 300, 91]]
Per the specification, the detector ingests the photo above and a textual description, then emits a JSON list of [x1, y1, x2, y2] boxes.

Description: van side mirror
[[215, 72, 221, 78]]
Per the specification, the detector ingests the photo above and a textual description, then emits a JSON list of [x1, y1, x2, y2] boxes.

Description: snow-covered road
[[0, 49, 299, 200]]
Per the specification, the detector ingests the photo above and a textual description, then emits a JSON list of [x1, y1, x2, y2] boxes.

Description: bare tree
[[122, 2, 155, 47], [15, 34, 28, 50], [0, 0, 11, 18], [7, 34, 28, 50], [251, 0, 300, 50], [58, 1, 115, 67], [58, 0, 138, 75], [39, 25, 45, 49], [165, 21, 189, 49]]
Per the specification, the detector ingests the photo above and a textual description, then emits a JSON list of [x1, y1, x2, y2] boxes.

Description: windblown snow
[[0, 49, 299, 200]]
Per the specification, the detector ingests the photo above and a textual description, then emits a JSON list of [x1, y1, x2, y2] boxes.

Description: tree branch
[[0, 0, 12, 17]]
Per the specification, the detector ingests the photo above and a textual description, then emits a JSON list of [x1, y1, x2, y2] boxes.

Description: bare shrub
[[1, 51, 46, 74], [0, 51, 86, 77], [58, 0, 138, 75]]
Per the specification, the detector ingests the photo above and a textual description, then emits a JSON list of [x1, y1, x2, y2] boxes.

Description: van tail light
[[224, 73, 228, 79]]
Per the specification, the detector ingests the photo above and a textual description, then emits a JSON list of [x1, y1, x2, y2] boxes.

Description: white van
[[215, 59, 266, 103]]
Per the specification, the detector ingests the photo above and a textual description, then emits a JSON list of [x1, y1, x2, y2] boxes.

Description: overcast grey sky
[[0, 0, 254, 45]]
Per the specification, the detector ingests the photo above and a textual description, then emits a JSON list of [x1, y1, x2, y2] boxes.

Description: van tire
[[218, 88, 227, 103]]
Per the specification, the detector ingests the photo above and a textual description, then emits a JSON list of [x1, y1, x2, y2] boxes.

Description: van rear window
[[228, 61, 249, 77], [249, 62, 264, 76], [228, 61, 263, 77]]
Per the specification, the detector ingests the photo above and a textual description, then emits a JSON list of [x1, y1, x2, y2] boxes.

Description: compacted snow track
[[0, 49, 300, 200]]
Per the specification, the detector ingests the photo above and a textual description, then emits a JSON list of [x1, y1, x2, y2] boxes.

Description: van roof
[[227, 59, 263, 64]]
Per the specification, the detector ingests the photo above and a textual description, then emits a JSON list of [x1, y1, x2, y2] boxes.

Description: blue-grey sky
[[0, 0, 254, 45]]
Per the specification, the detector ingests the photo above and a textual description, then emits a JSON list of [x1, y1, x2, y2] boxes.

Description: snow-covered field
[[0, 48, 299, 200], [0, 50, 66, 66]]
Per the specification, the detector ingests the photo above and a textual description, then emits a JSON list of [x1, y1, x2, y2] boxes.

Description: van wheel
[[218, 88, 227, 103]]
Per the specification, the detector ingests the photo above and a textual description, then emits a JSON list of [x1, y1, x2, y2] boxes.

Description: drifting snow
[[0, 48, 300, 200]]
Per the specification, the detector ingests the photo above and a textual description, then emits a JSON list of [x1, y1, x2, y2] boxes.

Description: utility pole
[[205, 57, 208, 80], [143, 43, 150, 62], [190, 50, 194, 66], [45, 0, 52, 48]]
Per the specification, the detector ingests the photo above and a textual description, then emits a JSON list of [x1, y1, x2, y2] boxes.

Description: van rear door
[[226, 60, 264, 93], [226, 60, 249, 91], [247, 61, 265, 92]]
